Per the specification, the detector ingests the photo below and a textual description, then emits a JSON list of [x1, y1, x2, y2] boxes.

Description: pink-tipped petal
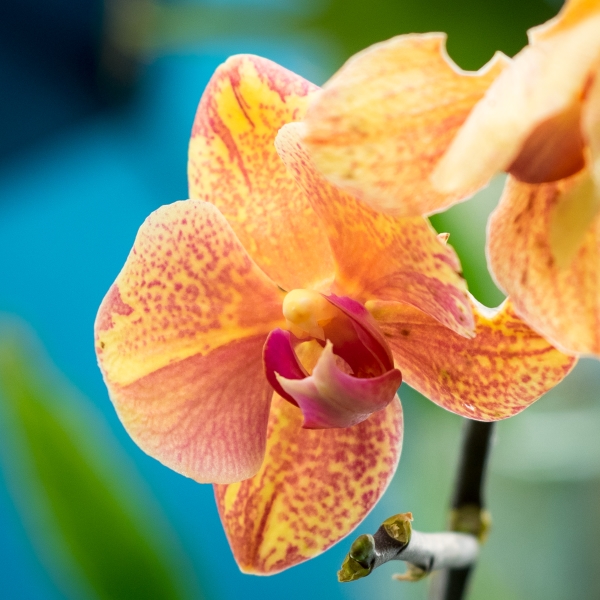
[[277, 341, 402, 429], [275, 122, 475, 338], [107, 336, 273, 484], [215, 393, 403, 574]]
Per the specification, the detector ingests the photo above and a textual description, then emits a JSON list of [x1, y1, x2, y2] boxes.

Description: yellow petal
[[188, 54, 335, 291], [488, 174, 600, 356], [95, 200, 285, 482], [367, 298, 576, 421], [434, 8, 600, 195], [549, 172, 600, 267], [582, 66, 600, 187], [215, 393, 403, 574], [303, 33, 508, 216], [276, 122, 475, 338]]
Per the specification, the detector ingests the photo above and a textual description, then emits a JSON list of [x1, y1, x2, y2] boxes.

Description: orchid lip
[[262, 328, 306, 406], [263, 294, 401, 429], [276, 341, 402, 429]]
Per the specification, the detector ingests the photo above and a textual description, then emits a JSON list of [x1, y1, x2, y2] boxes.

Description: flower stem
[[337, 513, 480, 583], [336, 419, 495, 591], [429, 419, 496, 600]]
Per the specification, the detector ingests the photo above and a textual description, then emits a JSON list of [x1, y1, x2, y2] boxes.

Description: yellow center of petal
[[282, 289, 338, 340]]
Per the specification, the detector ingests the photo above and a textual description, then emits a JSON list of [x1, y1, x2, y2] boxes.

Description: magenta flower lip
[[263, 294, 402, 429]]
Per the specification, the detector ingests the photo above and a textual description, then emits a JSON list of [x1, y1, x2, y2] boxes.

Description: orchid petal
[[488, 174, 600, 356], [368, 298, 576, 421], [275, 122, 475, 338], [95, 200, 285, 483], [188, 54, 335, 291], [103, 337, 273, 484], [434, 6, 600, 195], [582, 69, 600, 188], [529, 0, 600, 41], [302, 34, 508, 216], [214, 393, 403, 574], [277, 341, 402, 429]]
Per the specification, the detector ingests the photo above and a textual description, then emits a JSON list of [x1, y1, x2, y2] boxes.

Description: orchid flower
[[95, 55, 574, 575], [302, 3, 600, 357], [435, 0, 600, 356]]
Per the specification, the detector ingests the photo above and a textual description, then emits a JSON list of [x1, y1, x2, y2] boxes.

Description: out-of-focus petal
[[488, 174, 600, 356], [95, 200, 285, 483], [303, 34, 508, 216], [188, 54, 335, 291], [529, 0, 600, 41], [434, 9, 600, 195], [368, 298, 576, 420], [214, 393, 403, 574], [275, 123, 475, 338], [583, 71, 600, 186], [548, 172, 600, 267]]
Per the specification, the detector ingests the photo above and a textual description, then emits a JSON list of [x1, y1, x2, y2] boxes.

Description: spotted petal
[[275, 122, 474, 337], [302, 34, 508, 216], [434, 1, 600, 195], [95, 200, 285, 483], [214, 393, 403, 574], [488, 174, 600, 356], [188, 54, 335, 291], [368, 298, 576, 420]]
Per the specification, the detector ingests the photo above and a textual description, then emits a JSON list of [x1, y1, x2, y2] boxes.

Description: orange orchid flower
[[95, 56, 575, 575], [302, 3, 600, 357], [434, 0, 600, 356]]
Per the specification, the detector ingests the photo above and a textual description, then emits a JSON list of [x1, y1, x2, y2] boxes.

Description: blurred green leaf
[[309, 0, 560, 70], [0, 317, 203, 600]]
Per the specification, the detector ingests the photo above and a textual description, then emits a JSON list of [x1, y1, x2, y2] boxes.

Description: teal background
[[1, 1, 599, 599]]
